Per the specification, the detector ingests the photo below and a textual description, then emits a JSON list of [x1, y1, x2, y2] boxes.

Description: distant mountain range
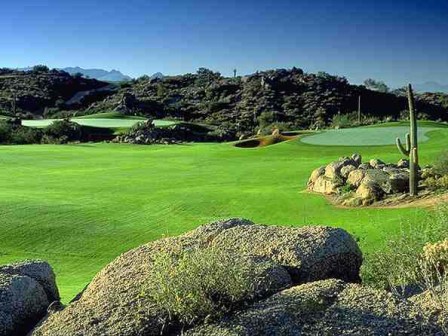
[[62, 68, 166, 82], [61, 67, 133, 82], [413, 81, 448, 93], [17, 66, 165, 83]]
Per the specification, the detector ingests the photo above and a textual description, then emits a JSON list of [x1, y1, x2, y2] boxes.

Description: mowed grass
[[0, 124, 447, 302]]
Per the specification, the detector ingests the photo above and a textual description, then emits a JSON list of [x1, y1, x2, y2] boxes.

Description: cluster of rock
[[113, 120, 236, 144], [1, 218, 444, 334], [0, 260, 59, 336], [308, 154, 414, 206]]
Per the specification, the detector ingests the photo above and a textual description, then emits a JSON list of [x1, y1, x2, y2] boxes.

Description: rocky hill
[[85, 67, 448, 135], [0, 68, 110, 117], [2, 67, 447, 136]]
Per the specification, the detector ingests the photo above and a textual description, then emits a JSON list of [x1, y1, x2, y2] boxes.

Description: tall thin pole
[[357, 95, 361, 124]]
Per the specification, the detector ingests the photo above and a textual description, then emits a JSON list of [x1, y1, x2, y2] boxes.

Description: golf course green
[[22, 118, 175, 129], [1, 123, 447, 302]]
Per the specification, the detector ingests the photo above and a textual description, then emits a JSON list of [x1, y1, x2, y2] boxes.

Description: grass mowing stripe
[[0, 124, 446, 302]]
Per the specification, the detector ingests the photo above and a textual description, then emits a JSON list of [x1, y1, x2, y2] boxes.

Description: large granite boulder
[[187, 279, 442, 335], [0, 260, 58, 336], [0, 260, 59, 302], [32, 219, 362, 336], [211, 225, 362, 283]]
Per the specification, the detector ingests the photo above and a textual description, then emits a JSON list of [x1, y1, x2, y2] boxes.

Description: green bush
[[433, 151, 448, 176], [144, 247, 265, 327], [0, 121, 13, 143], [10, 126, 42, 144], [44, 120, 82, 142], [0, 120, 42, 144], [331, 112, 360, 129], [426, 176, 448, 191]]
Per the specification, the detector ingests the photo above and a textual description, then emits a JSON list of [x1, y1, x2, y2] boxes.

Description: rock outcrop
[[187, 279, 441, 335], [32, 219, 362, 336], [0, 68, 108, 115], [308, 154, 414, 205], [0, 260, 59, 336]]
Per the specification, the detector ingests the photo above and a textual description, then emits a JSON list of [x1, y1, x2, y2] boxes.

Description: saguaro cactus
[[396, 84, 419, 196]]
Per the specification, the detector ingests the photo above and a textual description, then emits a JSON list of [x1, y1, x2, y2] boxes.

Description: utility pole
[[357, 95, 361, 124], [11, 90, 17, 116]]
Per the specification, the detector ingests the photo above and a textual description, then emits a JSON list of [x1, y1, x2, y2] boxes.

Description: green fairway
[[0, 124, 447, 302], [75, 111, 147, 119], [301, 126, 438, 146], [22, 118, 176, 129]]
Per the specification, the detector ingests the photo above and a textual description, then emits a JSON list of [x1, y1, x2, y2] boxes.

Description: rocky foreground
[[1, 219, 445, 335]]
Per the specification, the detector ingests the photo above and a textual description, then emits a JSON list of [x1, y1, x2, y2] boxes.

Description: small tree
[[32, 65, 49, 73], [363, 78, 390, 93]]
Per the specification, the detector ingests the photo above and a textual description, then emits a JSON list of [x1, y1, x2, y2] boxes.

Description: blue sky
[[1, 0, 447, 87]]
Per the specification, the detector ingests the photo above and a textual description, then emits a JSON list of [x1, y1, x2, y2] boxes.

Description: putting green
[[301, 126, 438, 146], [22, 118, 175, 129], [301, 126, 437, 146]]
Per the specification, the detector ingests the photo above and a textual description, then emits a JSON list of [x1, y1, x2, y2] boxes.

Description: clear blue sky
[[1, 0, 447, 87]]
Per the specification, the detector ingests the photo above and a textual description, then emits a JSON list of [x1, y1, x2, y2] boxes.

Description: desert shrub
[[434, 151, 448, 176], [331, 112, 360, 129], [257, 111, 275, 129], [10, 126, 42, 144], [0, 121, 13, 143], [362, 203, 448, 292], [0, 121, 42, 144], [144, 247, 265, 327], [44, 120, 82, 142], [426, 176, 448, 191], [423, 240, 448, 272]]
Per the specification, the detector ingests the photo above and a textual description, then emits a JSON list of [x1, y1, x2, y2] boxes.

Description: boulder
[[351, 153, 362, 166], [356, 182, 384, 201], [363, 169, 392, 193], [340, 164, 356, 179], [389, 171, 410, 193], [358, 163, 371, 170], [397, 158, 410, 168], [0, 260, 59, 302], [347, 169, 365, 188], [187, 279, 442, 335], [32, 219, 362, 336], [324, 157, 355, 180], [369, 158, 385, 169], [310, 175, 343, 194], [211, 224, 362, 283], [307, 166, 325, 187], [0, 273, 49, 336]]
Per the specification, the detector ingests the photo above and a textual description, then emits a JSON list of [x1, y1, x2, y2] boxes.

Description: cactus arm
[[412, 147, 418, 165], [405, 133, 411, 152], [396, 137, 410, 156]]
